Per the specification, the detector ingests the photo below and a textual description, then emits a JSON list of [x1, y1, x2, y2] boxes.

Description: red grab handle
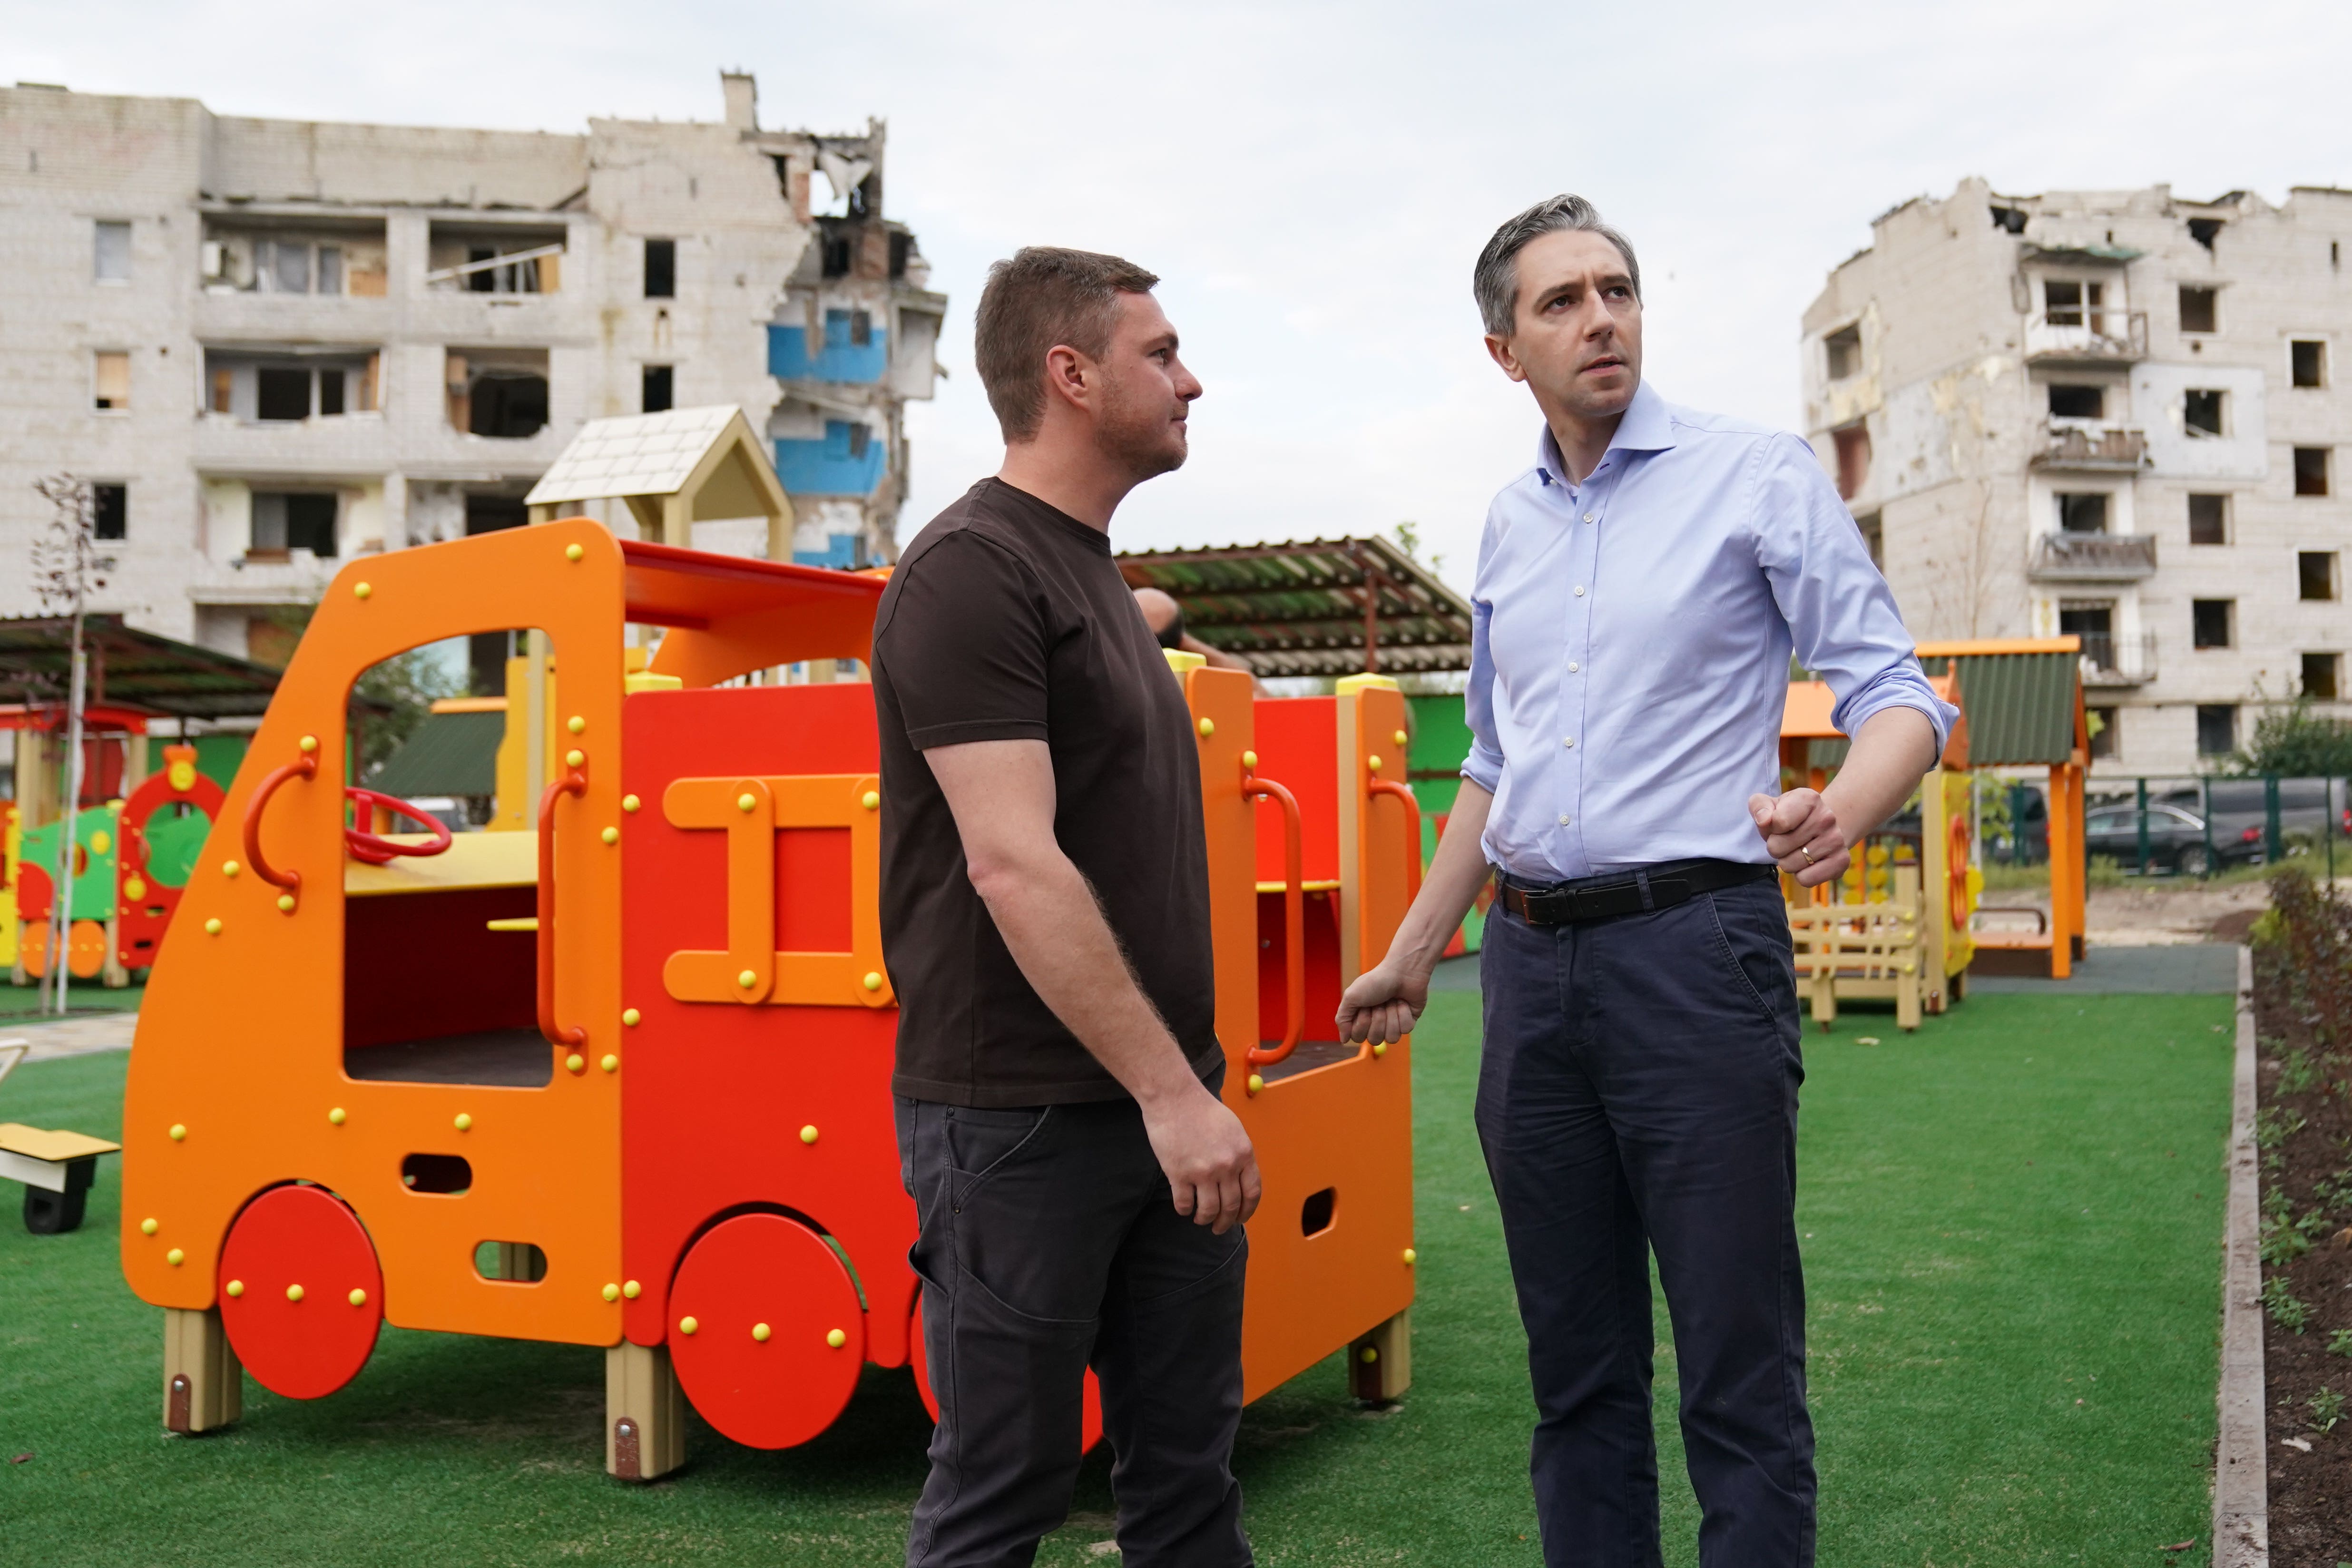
[[343, 787, 455, 865], [1243, 771, 1305, 1068], [537, 771, 588, 1049], [1369, 778, 1424, 902], [241, 755, 319, 893]]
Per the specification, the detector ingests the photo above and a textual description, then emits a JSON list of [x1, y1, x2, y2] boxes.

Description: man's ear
[[1483, 333, 1527, 385], [1041, 344, 1093, 416]]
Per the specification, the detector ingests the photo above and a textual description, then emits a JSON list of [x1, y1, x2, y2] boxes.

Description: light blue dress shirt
[[1462, 382, 1955, 883]]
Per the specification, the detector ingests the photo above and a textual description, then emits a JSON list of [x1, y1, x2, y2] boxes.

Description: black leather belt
[[1495, 858, 1775, 927]]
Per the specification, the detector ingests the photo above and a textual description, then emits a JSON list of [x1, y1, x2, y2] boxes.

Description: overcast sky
[[8, 0, 2345, 588]]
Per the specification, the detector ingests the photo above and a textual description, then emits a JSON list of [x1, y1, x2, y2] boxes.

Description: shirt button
[[1573, 586, 1586, 597], [1583, 513, 1596, 524], [1562, 736, 1575, 748], [1568, 661, 1581, 673], [1557, 814, 1572, 826]]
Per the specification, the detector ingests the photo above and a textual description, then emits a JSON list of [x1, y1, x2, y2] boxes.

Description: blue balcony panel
[[791, 532, 863, 569], [768, 321, 889, 384], [775, 433, 887, 497]]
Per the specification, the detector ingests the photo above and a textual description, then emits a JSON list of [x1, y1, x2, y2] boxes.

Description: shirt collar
[[1534, 381, 1677, 486]]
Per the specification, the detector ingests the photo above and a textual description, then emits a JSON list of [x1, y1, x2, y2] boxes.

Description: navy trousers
[[1477, 875, 1816, 1568]]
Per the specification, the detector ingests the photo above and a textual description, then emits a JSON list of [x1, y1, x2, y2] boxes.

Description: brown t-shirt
[[872, 478, 1220, 1107]]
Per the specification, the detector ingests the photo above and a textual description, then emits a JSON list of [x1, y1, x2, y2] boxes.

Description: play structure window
[[473, 1241, 547, 1284], [401, 1153, 471, 1195], [1301, 1186, 1337, 1238]]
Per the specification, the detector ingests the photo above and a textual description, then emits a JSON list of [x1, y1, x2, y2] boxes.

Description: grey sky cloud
[[8, 0, 2344, 588]]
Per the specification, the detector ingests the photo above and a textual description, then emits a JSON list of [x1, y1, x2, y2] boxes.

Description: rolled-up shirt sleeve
[[1461, 515, 1507, 794], [1754, 434, 1956, 751]]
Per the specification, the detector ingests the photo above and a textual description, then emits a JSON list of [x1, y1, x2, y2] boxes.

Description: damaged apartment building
[[1802, 177, 2352, 775], [0, 71, 943, 664]]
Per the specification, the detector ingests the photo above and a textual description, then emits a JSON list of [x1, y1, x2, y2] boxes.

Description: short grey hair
[[1473, 195, 1642, 337]]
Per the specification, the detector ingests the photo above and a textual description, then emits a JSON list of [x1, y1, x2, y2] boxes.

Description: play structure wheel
[[668, 1213, 867, 1449], [217, 1184, 384, 1400], [909, 1297, 1105, 1454], [343, 788, 455, 865]]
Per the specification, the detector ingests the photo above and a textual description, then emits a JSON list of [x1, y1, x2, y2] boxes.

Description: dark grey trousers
[[1479, 876, 1817, 1568], [895, 1081, 1253, 1568]]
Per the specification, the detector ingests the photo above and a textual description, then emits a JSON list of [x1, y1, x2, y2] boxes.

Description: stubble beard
[[1098, 375, 1188, 483]]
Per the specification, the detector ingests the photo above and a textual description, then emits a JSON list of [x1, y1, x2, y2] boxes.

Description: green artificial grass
[[0, 990, 2231, 1566], [0, 980, 144, 1017]]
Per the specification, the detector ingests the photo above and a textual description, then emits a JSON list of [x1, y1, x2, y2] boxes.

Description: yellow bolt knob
[[140, 1218, 158, 1235], [737, 969, 758, 989], [799, 1125, 819, 1145], [1359, 1345, 1378, 1364], [1372, 1041, 1388, 1058], [862, 790, 880, 811], [287, 1284, 305, 1303], [566, 1053, 585, 1074], [826, 1328, 847, 1349], [298, 735, 318, 754], [349, 1288, 367, 1307], [204, 918, 222, 936], [1241, 749, 1258, 769], [126, 877, 147, 900], [1402, 1248, 1418, 1265], [752, 1323, 771, 1343], [276, 893, 296, 912], [622, 794, 641, 813], [736, 792, 757, 812], [565, 749, 585, 768], [222, 860, 240, 878], [623, 1280, 641, 1299], [602, 1053, 620, 1073], [454, 1112, 473, 1131], [567, 715, 586, 735], [1197, 716, 1215, 737], [601, 826, 619, 845], [226, 1280, 244, 1298], [622, 1008, 641, 1027], [862, 971, 883, 992], [565, 542, 585, 562], [1246, 1073, 1264, 1096], [602, 1283, 620, 1302], [679, 1316, 698, 1336], [354, 581, 372, 600], [329, 1107, 346, 1125], [1367, 755, 1382, 773], [167, 1248, 185, 1266], [1394, 728, 1409, 747], [168, 1124, 186, 1141]]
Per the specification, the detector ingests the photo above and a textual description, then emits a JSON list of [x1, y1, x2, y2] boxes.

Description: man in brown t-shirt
[[872, 248, 1258, 1568]]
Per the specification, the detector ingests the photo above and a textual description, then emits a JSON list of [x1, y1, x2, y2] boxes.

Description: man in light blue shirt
[[1339, 196, 1951, 1567]]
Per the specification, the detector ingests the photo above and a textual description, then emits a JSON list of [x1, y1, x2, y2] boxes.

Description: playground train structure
[[118, 519, 1420, 1478]]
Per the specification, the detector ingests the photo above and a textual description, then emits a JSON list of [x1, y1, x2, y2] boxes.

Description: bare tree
[[29, 475, 109, 1015]]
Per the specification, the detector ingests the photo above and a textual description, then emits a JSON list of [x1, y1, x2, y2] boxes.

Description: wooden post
[[162, 1306, 243, 1434], [606, 1341, 686, 1481], [1350, 1309, 1411, 1401]]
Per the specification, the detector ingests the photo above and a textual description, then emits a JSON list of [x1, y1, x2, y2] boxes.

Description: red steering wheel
[[344, 787, 455, 865]]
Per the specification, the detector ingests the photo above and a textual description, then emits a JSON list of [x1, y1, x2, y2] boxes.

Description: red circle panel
[[910, 1298, 1103, 1454], [217, 1184, 384, 1400], [669, 1214, 867, 1449]]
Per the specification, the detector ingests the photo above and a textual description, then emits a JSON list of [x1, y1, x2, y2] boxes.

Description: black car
[[2082, 802, 2261, 876]]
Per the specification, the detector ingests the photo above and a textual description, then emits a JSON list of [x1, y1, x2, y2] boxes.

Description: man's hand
[[1336, 956, 1431, 1045], [1140, 1086, 1261, 1234], [1749, 788, 1848, 887]]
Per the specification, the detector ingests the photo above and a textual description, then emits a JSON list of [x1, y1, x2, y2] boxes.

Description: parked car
[[2156, 778, 2349, 857], [2082, 802, 2263, 876]]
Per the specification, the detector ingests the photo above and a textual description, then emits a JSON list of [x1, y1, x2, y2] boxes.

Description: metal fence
[[1979, 774, 2349, 881]]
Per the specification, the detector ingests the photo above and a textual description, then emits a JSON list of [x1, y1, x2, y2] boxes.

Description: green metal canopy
[[1915, 641, 2084, 766], [370, 709, 502, 798], [1117, 537, 1473, 678]]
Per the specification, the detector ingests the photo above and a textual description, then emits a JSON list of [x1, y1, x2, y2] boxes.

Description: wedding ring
[[1798, 844, 1816, 864]]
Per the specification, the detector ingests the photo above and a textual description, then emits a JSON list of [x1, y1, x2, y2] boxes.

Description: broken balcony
[[426, 222, 566, 295], [2029, 531, 2158, 582], [2076, 629, 2158, 687], [2025, 309, 2147, 365], [2030, 425, 2150, 472]]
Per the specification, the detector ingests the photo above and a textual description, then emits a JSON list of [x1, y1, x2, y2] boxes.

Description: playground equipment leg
[[162, 1306, 243, 1434], [1350, 1309, 1412, 1402], [605, 1342, 686, 1481]]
